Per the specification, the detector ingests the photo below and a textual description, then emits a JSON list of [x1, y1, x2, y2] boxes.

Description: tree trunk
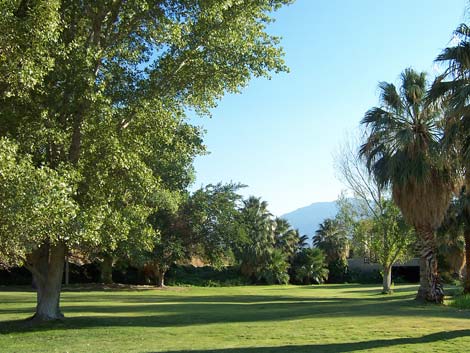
[[100, 254, 114, 284], [382, 264, 392, 294], [65, 256, 70, 286], [416, 227, 443, 303], [27, 242, 66, 321], [464, 230, 470, 294], [156, 269, 166, 288]]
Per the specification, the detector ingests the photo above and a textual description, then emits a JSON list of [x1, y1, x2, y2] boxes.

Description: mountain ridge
[[281, 201, 338, 240]]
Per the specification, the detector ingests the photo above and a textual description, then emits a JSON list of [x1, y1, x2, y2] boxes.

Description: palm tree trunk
[[416, 227, 444, 303]]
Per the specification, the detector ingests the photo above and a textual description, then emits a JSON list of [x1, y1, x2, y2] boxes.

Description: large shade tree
[[145, 182, 244, 288], [360, 68, 454, 303], [0, 0, 292, 320]]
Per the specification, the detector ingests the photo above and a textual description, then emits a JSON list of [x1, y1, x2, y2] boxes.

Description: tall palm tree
[[273, 217, 299, 257], [429, 23, 470, 293], [360, 68, 454, 303], [238, 196, 274, 277], [313, 218, 349, 283], [313, 218, 349, 263], [429, 24, 470, 119]]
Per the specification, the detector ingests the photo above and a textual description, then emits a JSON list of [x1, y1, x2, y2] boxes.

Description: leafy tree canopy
[[0, 0, 292, 319]]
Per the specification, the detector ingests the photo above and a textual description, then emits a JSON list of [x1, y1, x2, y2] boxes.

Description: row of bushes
[[0, 263, 420, 287]]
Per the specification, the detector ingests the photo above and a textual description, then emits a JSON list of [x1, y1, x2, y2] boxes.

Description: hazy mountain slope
[[281, 201, 338, 240]]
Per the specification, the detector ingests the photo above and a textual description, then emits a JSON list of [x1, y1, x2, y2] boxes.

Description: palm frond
[[361, 68, 454, 228], [378, 82, 402, 112]]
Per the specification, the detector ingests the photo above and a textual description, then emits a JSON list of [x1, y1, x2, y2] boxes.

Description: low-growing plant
[[449, 294, 470, 309]]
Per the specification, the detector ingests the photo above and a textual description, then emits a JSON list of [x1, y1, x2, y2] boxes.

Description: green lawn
[[1, 284, 470, 352]]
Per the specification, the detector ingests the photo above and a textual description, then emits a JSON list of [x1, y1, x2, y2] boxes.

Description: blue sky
[[191, 0, 467, 216]]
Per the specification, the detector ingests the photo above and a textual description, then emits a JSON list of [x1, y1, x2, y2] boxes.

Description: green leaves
[[360, 68, 454, 229], [237, 196, 301, 284], [355, 200, 414, 267], [0, 138, 77, 267], [292, 248, 329, 284], [0, 0, 291, 276], [0, 0, 61, 97]]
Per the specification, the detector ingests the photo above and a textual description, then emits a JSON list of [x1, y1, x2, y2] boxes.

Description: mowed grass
[[1, 284, 470, 353]]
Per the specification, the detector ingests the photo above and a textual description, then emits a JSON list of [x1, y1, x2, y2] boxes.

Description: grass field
[[1, 284, 470, 353]]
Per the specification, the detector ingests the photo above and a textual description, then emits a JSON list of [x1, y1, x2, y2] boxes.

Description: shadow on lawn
[[1, 287, 469, 335], [151, 329, 470, 353]]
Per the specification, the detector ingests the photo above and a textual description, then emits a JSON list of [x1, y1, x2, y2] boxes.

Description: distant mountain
[[281, 201, 338, 240]]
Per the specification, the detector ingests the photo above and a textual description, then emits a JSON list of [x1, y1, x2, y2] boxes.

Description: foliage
[[183, 183, 245, 266], [291, 248, 329, 284], [0, 138, 77, 268], [429, 22, 470, 124], [166, 265, 249, 287], [144, 182, 245, 285], [348, 268, 383, 284], [438, 193, 467, 281], [449, 293, 470, 310], [354, 200, 415, 268], [258, 248, 290, 285], [430, 22, 470, 293], [360, 68, 453, 230], [237, 196, 275, 278], [0, 0, 291, 317], [313, 218, 349, 283], [0, 0, 61, 97], [360, 67, 454, 302], [273, 218, 301, 258], [236, 197, 303, 284], [313, 218, 349, 263]]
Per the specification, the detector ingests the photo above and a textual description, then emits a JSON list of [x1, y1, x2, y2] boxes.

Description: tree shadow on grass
[[150, 329, 470, 353], [343, 286, 417, 294], [1, 290, 468, 335]]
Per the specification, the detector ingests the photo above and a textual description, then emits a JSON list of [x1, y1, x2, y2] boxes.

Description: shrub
[[166, 265, 249, 286], [291, 248, 329, 284], [449, 294, 470, 310]]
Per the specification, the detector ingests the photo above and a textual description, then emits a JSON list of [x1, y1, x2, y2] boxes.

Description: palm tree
[[439, 189, 469, 292], [238, 196, 274, 277], [429, 23, 470, 293], [313, 218, 349, 282], [360, 68, 454, 303], [273, 217, 299, 257], [313, 218, 349, 263], [429, 24, 470, 119], [297, 234, 310, 250], [292, 248, 329, 284]]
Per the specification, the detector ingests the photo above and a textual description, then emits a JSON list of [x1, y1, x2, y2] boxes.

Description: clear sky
[[190, 0, 467, 216]]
